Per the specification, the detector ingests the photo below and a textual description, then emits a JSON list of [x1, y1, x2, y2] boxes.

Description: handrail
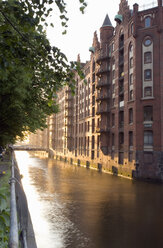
[[9, 151, 29, 248], [9, 156, 19, 248]]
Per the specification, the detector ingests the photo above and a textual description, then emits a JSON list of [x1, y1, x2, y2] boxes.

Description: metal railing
[[9, 156, 19, 248], [9, 152, 28, 248]]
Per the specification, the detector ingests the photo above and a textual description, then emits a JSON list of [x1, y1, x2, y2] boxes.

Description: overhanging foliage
[[0, 0, 87, 146]]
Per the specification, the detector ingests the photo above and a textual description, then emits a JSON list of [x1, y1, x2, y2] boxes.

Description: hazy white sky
[[47, 0, 157, 62]]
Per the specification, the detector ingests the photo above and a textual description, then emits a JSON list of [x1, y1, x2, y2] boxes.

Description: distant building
[[29, 0, 163, 181]]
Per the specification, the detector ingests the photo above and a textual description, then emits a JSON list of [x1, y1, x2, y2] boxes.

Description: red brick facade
[[29, 0, 163, 182]]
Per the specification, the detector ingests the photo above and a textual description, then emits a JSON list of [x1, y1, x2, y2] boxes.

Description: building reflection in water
[[15, 151, 163, 248]]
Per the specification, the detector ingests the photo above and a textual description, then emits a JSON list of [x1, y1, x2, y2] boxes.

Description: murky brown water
[[15, 151, 163, 248]]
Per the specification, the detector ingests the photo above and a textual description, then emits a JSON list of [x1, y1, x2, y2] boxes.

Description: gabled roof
[[102, 14, 112, 27]]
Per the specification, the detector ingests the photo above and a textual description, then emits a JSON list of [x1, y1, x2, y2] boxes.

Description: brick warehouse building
[[29, 0, 163, 181]]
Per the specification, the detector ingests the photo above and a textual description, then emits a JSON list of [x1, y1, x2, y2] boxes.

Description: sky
[[46, 0, 157, 62]]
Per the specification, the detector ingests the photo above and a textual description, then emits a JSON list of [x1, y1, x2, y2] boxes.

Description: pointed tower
[[100, 14, 114, 47], [96, 14, 114, 156]]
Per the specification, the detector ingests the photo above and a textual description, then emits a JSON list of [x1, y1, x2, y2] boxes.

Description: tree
[[0, 0, 87, 146]]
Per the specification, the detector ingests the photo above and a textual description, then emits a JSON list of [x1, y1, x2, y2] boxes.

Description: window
[[85, 122, 87, 132], [92, 136, 95, 149], [88, 121, 90, 132], [111, 151, 114, 159], [119, 34, 124, 48], [144, 38, 152, 46], [92, 84, 95, 94], [112, 113, 115, 127], [109, 46, 112, 57], [112, 133, 115, 146], [92, 119, 95, 133], [119, 111, 124, 126], [144, 52, 152, 64], [93, 61, 95, 72], [97, 118, 100, 128], [129, 131, 133, 146], [130, 57, 133, 68], [129, 74, 133, 85], [119, 152, 124, 165], [144, 131, 153, 146], [144, 87, 152, 97], [92, 107, 95, 117], [129, 90, 133, 100], [119, 83, 123, 93], [129, 151, 133, 162], [129, 108, 133, 123], [112, 42, 114, 52], [119, 132, 124, 145], [91, 151, 94, 160], [112, 98, 115, 106], [92, 95, 95, 105], [144, 106, 153, 121], [144, 69, 152, 80], [92, 73, 95, 83], [145, 17, 151, 28], [112, 70, 115, 79], [112, 84, 115, 94], [129, 44, 133, 52], [112, 58, 115, 68], [97, 135, 100, 148], [131, 23, 133, 34]]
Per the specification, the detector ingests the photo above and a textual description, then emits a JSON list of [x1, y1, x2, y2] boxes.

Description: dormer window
[[145, 17, 151, 28]]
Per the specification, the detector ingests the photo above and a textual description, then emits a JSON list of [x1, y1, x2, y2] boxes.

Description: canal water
[[15, 151, 163, 248]]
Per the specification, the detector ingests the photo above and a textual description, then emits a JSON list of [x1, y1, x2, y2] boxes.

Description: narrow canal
[[15, 151, 163, 248]]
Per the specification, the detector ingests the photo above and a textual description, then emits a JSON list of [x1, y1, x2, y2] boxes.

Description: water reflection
[[15, 151, 163, 248]]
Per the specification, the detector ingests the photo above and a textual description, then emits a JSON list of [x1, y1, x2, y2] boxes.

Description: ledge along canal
[[15, 151, 163, 248]]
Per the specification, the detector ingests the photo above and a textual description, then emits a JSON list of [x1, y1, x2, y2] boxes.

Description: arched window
[[145, 17, 151, 28]]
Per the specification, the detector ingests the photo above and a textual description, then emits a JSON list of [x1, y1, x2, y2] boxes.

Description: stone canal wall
[[32, 149, 135, 181]]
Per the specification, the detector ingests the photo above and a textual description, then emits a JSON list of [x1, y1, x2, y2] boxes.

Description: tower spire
[[102, 14, 112, 27]]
